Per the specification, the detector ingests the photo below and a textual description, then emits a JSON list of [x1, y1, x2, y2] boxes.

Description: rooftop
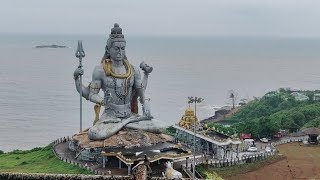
[[173, 125, 241, 146], [101, 142, 192, 164]]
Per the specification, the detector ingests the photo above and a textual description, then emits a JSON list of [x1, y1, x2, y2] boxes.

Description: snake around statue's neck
[[102, 59, 132, 78], [102, 59, 133, 96]]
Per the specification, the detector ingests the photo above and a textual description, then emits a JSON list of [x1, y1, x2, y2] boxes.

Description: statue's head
[[104, 23, 126, 62]]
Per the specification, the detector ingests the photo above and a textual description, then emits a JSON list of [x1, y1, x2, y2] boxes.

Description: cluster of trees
[[217, 89, 320, 138]]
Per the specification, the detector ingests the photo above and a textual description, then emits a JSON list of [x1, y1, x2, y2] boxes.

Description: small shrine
[[302, 127, 320, 144], [178, 107, 199, 129], [173, 107, 241, 160]]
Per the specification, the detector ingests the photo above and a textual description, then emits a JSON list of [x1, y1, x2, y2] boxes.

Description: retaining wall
[[52, 136, 106, 175], [0, 172, 133, 180], [0, 172, 182, 180]]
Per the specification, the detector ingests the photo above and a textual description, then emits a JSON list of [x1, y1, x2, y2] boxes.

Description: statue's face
[[109, 41, 126, 62]]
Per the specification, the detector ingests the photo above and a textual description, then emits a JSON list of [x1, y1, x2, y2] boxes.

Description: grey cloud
[[1, 0, 320, 37]]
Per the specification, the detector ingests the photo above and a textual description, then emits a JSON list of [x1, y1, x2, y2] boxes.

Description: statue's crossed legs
[[88, 103, 165, 140]]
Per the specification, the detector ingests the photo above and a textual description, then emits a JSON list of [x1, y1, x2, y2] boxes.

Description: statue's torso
[[102, 75, 134, 105], [97, 63, 135, 105]]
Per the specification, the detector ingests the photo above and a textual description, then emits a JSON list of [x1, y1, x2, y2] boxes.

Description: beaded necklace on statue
[[102, 59, 133, 102]]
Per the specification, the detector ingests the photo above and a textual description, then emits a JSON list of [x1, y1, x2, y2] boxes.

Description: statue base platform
[[68, 128, 175, 161]]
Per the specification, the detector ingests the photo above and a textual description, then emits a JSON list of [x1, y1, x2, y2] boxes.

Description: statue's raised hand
[[139, 94, 145, 104], [142, 99, 153, 119], [73, 67, 84, 79], [140, 61, 153, 74]]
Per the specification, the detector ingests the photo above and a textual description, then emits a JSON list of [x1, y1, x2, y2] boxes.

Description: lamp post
[[188, 96, 204, 179]]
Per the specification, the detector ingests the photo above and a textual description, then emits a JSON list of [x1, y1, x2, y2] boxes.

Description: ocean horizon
[[1, 34, 320, 152]]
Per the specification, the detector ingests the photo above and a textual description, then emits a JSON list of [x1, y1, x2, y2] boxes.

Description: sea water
[[1, 34, 320, 152]]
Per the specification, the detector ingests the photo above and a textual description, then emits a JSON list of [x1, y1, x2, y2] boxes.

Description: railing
[[205, 151, 275, 168]]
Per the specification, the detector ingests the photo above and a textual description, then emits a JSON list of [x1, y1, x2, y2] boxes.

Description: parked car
[[265, 146, 272, 153], [247, 146, 258, 152], [260, 138, 269, 143]]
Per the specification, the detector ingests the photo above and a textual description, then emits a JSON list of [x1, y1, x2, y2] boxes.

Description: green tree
[[303, 117, 320, 128]]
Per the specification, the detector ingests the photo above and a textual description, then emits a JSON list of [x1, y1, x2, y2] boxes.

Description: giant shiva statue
[[73, 23, 162, 140]]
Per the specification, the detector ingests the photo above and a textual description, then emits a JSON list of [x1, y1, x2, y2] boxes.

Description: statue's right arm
[[73, 66, 104, 104], [73, 67, 90, 100]]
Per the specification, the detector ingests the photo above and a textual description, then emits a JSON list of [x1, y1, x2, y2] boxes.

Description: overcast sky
[[1, 0, 320, 37]]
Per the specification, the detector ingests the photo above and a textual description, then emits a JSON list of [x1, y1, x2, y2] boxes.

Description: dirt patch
[[238, 155, 286, 175], [226, 143, 320, 180], [210, 155, 285, 178]]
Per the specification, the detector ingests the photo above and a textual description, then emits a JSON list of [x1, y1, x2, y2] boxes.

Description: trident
[[75, 40, 85, 132]]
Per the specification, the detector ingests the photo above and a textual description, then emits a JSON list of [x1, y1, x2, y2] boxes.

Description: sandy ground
[[226, 143, 320, 180]]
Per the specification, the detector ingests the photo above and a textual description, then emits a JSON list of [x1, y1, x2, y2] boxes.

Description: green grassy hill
[[208, 88, 320, 138], [0, 145, 92, 174]]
